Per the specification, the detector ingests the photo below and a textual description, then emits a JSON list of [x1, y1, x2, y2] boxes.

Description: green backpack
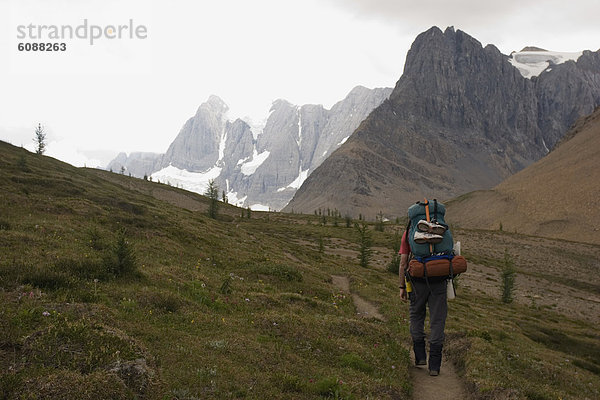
[[407, 199, 454, 259]]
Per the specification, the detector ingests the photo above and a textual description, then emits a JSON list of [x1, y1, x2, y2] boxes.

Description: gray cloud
[[324, 0, 600, 52]]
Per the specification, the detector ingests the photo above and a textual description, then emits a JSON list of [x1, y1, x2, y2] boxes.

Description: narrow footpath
[[331, 275, 468, 399], [410, 352, 467, 399], [331, 275, 384, 321]]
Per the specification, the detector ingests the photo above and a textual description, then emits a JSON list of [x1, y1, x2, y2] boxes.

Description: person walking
[[398, 229, 448, 376]]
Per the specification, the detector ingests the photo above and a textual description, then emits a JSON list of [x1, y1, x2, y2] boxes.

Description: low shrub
[[276, 373, 305, 393], [137, 290, 183, 313], [0, 219, 11, 230], [257, 262, 303, 282], [105, 228, 138, 277], [313, 377, 349, 398], [340, 353, 373, 373]]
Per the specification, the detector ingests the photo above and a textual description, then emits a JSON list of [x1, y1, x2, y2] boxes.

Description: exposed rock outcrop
[[285, 26, 600, 218]]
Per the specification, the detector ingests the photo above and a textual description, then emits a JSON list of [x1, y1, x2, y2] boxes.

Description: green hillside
[[1, 141, 599, 399]]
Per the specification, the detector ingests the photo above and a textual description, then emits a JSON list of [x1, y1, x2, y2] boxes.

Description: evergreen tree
[[318, 236, 324, 257], [204, 179, 220, 219], [106, 228, 138, 277], [355, 223, 372, 268], [34, 123, 46, 155], [345, 214, 352, 228]]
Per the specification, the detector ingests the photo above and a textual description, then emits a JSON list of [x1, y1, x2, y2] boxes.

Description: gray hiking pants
[[409, 279, 447, 346]]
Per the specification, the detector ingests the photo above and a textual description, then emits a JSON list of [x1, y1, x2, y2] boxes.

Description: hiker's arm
[[399, 254, 409, 284], [399, 254, 409, 300]]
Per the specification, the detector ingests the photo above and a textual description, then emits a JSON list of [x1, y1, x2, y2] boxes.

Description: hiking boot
[[429, 222, 447, 236], [428, 343, 443, 376], [413, 340, 427, 366], [414, 231, 444, 244], [416, 219, 447, 235], [416, 219, 431, 232]]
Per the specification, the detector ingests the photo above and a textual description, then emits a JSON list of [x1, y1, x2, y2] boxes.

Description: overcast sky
[[1, 0, 599, 167]]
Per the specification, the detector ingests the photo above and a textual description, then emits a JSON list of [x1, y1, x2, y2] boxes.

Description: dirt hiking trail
[[332, 275, 467, 399], [331, 275, 385, 321], [410, 352, 467, 399]]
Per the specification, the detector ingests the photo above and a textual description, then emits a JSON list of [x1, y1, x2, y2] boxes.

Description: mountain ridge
[[108, 85, 392, 210], [284, 26, 600, 218]]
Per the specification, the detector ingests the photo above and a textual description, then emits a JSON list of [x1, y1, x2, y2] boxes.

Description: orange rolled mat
[[408, 255, 467, 278]]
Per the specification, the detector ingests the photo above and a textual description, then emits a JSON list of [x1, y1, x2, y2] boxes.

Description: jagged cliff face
[[284, 27, 600, 218], [107, 86, 391, 210], [162, 95, 232, 172], [535, 50, 600, 147]]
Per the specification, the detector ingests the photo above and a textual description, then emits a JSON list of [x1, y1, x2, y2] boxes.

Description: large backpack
[[407, 198, 454, 259]]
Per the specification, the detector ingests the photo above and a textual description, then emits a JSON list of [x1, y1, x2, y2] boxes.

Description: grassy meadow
[[0, 141, 598, 399]]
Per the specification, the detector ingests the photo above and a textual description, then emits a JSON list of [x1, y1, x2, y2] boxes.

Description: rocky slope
[[446, 106, 600, 245], [284, 26, 600, 218], [107, 86, 391, 210]]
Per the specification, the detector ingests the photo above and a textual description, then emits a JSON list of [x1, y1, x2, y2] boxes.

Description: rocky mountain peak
[[285, 26, 600, 218], [520, 46, 547, 52], [107, 86, 391, 211], [198, 95, 229, 117], [346, 85, 370, 97], [269, 99, 296, 113], [401, 26, 488, 84]]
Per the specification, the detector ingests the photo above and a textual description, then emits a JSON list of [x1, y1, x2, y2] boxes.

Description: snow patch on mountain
[[249, 204, 270, 211], [218, 129, 227, 162], [288, 168, 309, 189], [226, 190, 247, 207], [296, 107, 302, 148], [151, 164, 221, 193], [509, 50, 583, 78], [240, 148, 270, 176], [337, 136, 350, 146]]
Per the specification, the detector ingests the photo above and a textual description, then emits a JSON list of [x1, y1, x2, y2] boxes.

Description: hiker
[[399, 230, 447, 376], [398, 199, 466, 376]]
